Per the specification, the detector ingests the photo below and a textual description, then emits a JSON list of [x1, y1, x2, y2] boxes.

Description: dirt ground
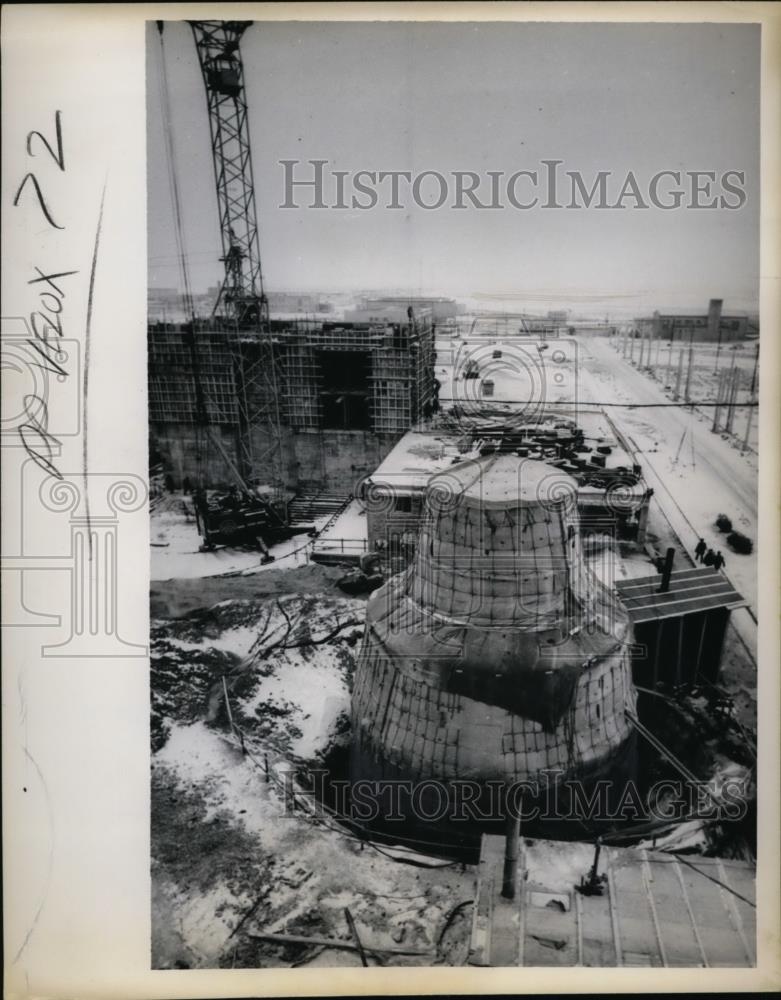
[[150, 562, 356, 620]]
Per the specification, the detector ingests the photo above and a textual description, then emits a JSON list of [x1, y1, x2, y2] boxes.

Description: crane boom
[[189, 20, 267, 326]]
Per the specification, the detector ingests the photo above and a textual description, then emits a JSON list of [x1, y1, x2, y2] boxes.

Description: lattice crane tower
[[189, 19, 284, 493]]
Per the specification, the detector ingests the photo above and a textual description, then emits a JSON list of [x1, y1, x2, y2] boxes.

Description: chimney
[[707, 299, 723, 341], [657, 547, 675, 593]]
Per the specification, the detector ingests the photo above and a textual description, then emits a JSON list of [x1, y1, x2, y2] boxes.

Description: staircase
[[287, 491, 352, 525]]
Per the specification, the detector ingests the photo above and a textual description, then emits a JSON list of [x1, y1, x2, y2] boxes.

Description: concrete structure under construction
[[148, 312, 437, 492], [351, 455, 638, 829], [360, 414, 652, 562]]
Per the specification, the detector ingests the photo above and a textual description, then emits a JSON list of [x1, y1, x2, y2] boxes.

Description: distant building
[[347, 296, 463, 323], [636, 299, 752, 343], [266, 291, 333, 314]]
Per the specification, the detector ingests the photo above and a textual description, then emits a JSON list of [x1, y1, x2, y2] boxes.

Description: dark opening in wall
[[318, 349, 371, 430]]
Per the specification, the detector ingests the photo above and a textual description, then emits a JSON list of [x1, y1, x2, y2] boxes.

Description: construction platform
[[616, 567, 747, 687], [469, 835, 756, 967]]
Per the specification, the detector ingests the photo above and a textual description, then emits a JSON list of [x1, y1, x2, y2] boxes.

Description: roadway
[[572, 335, 757, 659]]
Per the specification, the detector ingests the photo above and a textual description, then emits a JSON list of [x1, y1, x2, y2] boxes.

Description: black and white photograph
[[3, 4, 779, 997], [147, 16, 761, 970]]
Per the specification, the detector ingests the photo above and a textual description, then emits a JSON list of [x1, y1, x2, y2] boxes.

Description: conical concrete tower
[[351, 455, 637, 821]]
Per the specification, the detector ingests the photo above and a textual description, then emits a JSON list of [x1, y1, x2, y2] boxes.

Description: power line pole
[[666, 322, 676, 388], [674, 347, 685, 401], [750, 340, 759, 395], [742, 386, 755, 453], [725, 366, 739, 435], [684, 329, 695, 405], [712, 368, 727, 432], [713, 322, 723, 375]]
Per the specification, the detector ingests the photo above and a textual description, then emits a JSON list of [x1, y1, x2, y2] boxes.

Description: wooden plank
[[673, 859, 709, 967], [716, 860, 755, 966], [642, 851, 667, 966], [521, 883, 577, 967], [246, 931, 431, 956], [606, 857, 624, 966], [578, 890, 617, 967]]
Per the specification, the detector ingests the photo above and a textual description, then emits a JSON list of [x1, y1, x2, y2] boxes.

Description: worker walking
[[694, 537, 707, 562], [703, 548, 716, 567], [713, 551, 726, 571]]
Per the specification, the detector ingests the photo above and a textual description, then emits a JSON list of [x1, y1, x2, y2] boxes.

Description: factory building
[[635, 299, 756, 344]]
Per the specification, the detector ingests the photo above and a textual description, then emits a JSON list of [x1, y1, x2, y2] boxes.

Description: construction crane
[[189, 20, 285, 490], [156, 20, 312, 555]]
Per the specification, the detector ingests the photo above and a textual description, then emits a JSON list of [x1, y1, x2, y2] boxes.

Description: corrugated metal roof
[[470, 835, 756, 967], [616, 567, 746, 623]]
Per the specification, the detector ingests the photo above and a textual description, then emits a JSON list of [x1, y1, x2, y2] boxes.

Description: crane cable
[[156, 23, 206, 487]]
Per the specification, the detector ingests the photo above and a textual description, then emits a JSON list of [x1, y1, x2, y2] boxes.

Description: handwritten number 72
[[12, 111, 65, 229]]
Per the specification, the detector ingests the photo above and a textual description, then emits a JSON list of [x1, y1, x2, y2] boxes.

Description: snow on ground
[[242, 645, 350, 758], [152, 721, 475, 969], [575, 336, 757, 658], [620, 336, 758, 454], [312, 499, 368, 560], [151, 594, 364, 759], [151, 495, 332, 581]]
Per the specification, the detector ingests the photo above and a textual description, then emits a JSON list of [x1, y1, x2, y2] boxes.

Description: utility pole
[[629, 329, 636, 364], [684, 330, 695, 405], [674, 347, 685, 401], [725, 366, 740, 435], [713, 323, 723, 375], [750, 341, 759, 396], [666, 322, 676, 388], [742, 389, 755, 452], [712, 368, 727, 432]]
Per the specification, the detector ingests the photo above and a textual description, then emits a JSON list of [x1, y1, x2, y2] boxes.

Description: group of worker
[[695, 537, 726, 571]]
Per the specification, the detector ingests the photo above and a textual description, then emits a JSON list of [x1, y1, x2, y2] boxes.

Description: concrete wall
[[289, 428, 401, 493], [152, 422, 240, 489], [151, 420, 403, 494]]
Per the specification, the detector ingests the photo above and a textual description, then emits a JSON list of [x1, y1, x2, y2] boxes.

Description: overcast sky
[[147, 20, 759, 316]]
